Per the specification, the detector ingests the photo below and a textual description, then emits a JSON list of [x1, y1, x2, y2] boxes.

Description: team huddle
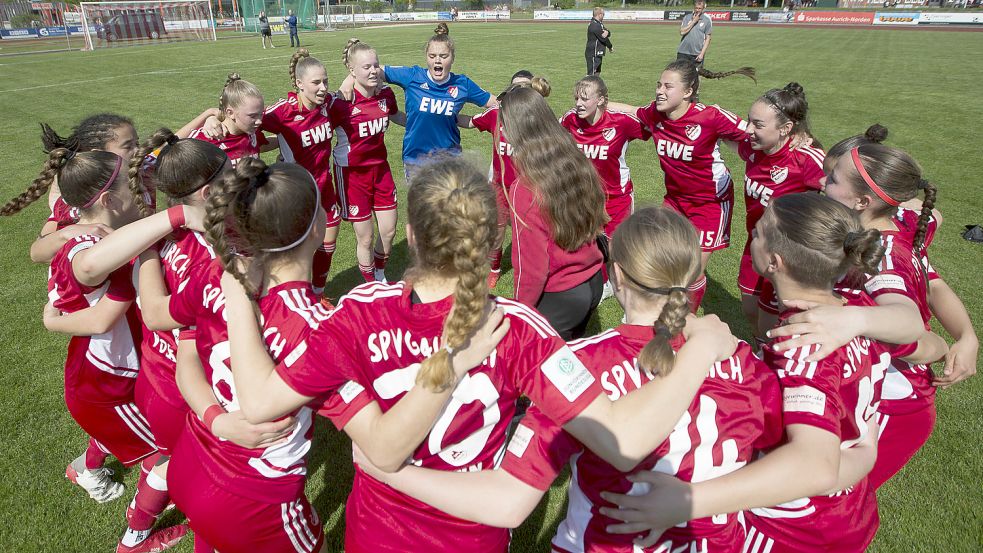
[[2, 21, 979, 553]]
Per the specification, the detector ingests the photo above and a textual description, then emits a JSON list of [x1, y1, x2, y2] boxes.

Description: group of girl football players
[[2, 21, 977, 553]]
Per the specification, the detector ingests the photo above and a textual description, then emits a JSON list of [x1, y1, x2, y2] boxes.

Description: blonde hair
[[218, 73, 263, 122], [501, 87, 607, 250], [529, 76, 551, 98], [406, 157, 497, 391], [342, 38, 374, 68], [574, 75, 608, 110], [610, 207, 701, 377], [425, 32, 454, 58]]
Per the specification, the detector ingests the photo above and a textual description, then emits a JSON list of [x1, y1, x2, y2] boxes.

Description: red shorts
[[663, 196, 732, 252], [604, 192, 634, 238], [335, 163, 397, 223], [65, 394, 158, 467], [134, 374, 188, 455], [738, 243, 768, 296], [169, 431, 324, 553], [869, 404, 936, 490]]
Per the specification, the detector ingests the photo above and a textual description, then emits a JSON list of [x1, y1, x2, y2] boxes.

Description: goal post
[[327, 4, 361, 30], [79, 1, 215, 51]]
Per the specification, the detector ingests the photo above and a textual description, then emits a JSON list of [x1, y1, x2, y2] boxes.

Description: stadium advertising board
[[730, 11, 759, 22], [918, 12, 983, 25], [758, 11, 795, 23], [873, 12, 920, 25], [705, 11, 732, 21], [794, 11, 875, 25], [666, 11, 688, 21], [458, 10, 510, 20], [533, 10, 594, 20], [0, 25, 87, 38], [605, 11, 666, 21]]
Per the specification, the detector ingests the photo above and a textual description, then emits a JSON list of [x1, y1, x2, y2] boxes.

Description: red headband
[[850, 147, 899, 207], [81, 155, 123, 209]]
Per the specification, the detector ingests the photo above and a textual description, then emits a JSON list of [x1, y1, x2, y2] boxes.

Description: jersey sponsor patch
[[541, 347, 595, 402], [865, 274, 907, 294], [507, 423, 534, 458], [782, 385, 827, 415], [770, 166, 788, 184], [339, 380, 366, 404]]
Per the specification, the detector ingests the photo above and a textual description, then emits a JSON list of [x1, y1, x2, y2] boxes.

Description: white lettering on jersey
[[357, 116, 389, 138], [497, 141, 514, 156], [419, 97, 455, 116], [576, 143, 610, 160], [600, 358, 652, 401], [708, 356, 744, 383], [656, 139, 694, 161], [202, 283, 228, 322], [161, 243, 191, 280], [149, 332, 177, 363], [865, 274, 907, 294], [367, 328, 440, 362], [782, 385, 827, 416], [744, 175, 775, 206], [300, 123, 332, 147]]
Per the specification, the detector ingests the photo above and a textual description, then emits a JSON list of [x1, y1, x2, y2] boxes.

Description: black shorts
[[261, 29, 272, 37], [676, 52, 704, 68], [535, 270, 603, 341]]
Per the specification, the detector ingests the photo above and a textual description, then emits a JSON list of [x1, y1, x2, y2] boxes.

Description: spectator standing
[[585, 7, 613, 76], [258, 11, 274, 49], [677, 1, 711, 67], [286, 10, 299, 48]]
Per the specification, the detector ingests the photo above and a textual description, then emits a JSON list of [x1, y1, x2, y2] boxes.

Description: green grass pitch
[[0, 21, 981, 552]]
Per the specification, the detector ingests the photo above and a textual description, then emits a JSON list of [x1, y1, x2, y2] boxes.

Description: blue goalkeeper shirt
[[384, 65, 491, 164]]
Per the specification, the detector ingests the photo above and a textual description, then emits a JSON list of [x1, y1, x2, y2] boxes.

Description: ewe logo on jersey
[[602, 127, 617, 142], [685, 124, 702, 141], [745, 175, 775, 206], [419, 97, 455, 116], [770, 166, 788, 185], [657, 139, 694, 161], [357, 116, 389, 138], [497, 140, 514, 156], [576, 143, 610, 160], [301, 123, 332, 147]]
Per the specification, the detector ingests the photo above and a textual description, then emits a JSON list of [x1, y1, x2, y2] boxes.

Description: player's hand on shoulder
[[768, 300, 857, 361], [59, 222, 113, 241], [202, 115, 225, 140], [599, 471, 694, 547], [450, 303, 510, 379], [682, 313, 738, 364]]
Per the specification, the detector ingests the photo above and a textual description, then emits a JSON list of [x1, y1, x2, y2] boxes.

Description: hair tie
[[655, 323, 672, 339], [850, 147, 900, 207], [917, 178, 929, 191], [81, 155, 123, 209], [443, 344, 455, 355], [64, 149, 77, 161], [165, 134, 180, 146]]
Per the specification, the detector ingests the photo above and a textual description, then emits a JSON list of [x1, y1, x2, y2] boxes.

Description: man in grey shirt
[[677, 1, 711, 67]]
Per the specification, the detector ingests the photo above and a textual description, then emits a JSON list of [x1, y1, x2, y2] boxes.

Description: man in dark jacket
[[286, 10, 299, 48], [585, 7, 613, 76]]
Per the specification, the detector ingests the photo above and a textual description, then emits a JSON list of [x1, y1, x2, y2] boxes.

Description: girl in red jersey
[[189, 74, 276, 167], [609, 60, 756, 311], [459, 70, 552, 288], [222, 156, 739, 553], [351, 206, 783, 553], [332, 39, 401, 284], [502, 86, 607, 340], [735, 82, 826, 340], [18, 149, 203, 552], [602, 194, 945, 553]]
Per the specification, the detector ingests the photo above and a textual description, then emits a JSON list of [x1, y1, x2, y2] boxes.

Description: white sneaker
[[66, 463, 125, 503], [601, 281, 614, 302], [374, 268, 387, 283]]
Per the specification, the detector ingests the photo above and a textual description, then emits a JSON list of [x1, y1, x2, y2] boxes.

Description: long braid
[[290, 48, 310, 90], [1, 149, 70, 217], [203, 162, 257, 296], [697, 67, 757, 83], [129, 128, 175, 218], [913, 179, 937, 259], [639, 290, 690, 378]]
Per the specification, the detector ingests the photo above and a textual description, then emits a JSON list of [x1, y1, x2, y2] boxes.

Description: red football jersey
[[278, 281, 603, 552], [331, 86, 398, 167], [189, 127, 267, 167], [139, 229, 216, 410], [864, 234, 935, 414], [48, 234, 142, 404], [890, 206, 939, 281], [738, 140, 825, 233], [471, 106, 517, 188], [169, 265, 352, 503], [502, 326, 782, 552], [47, 196, 79, 228], [746, 289, 891, 552], [636, 102, 749, 204], [262, 92, 336, 203], [560, 109, 650, 197]]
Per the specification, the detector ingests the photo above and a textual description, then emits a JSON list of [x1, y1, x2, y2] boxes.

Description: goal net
[[238, 0, 319, 33], [80, 1, 215, 50], [327, 5, 362, 30]]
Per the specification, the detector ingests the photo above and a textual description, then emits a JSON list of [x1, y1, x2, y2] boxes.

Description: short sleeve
[[500, 406, 579, 490], [464, 77, 491, 107], [864, 258, 919, 304], [274, 310, 361, 399], [313, 380, 373, 430], [383, 87, 399, 115], [255, 131, 269, 149], [261, 102, 288, 135], [737, 138, 754, 162], [384, 65, 416, 88], [705, 16, 713, 34], [104, 266, 136, 302], [797, 146, 826, 191], [764, 341, 844, 437], [168, 264, 210, 327], [709, 105, 749, 142], [471, 108, 497, 134], [635, 102, 662, 135]]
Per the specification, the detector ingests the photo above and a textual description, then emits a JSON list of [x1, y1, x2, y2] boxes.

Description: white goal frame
[[326, 5, 361, 30], [80, 0, 216, 51]]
